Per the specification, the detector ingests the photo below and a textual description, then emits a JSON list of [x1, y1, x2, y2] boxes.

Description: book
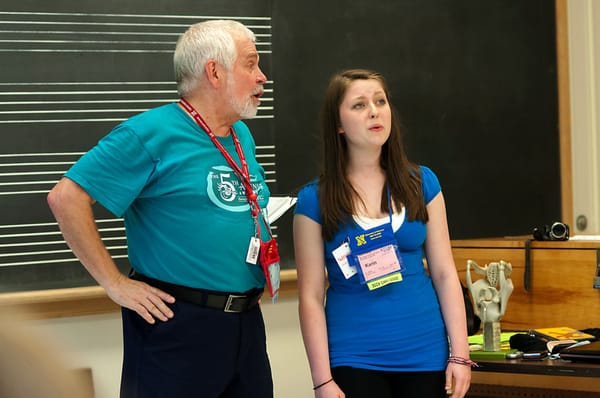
[[468, 332, 519, 346], [468, 332, 520, 359], [266, 196, 297, 224], [547, 339, 593, 354], [532, 326, 595, 342], [469, 348, 520, 360]]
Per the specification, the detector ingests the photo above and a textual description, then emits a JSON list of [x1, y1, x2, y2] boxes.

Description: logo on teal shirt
[[206, 165, 265, 211]]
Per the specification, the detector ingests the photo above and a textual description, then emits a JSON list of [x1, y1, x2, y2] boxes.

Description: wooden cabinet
[[469, 358, 600, 398], [452, 237, 600, 331]]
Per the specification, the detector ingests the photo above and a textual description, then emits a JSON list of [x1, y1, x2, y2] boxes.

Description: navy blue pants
[[119, 300, 273, 398]]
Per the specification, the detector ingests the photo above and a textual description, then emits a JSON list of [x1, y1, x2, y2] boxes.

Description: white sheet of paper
[[266, 196, 297, 224], [569, 235, 600, 240]]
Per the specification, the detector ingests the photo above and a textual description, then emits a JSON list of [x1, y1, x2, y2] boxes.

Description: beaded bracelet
[[447, 356, 479, 367], [313, 378, 334, 390]]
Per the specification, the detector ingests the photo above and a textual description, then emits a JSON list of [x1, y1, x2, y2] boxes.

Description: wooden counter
[[468, 356, 600, 398]]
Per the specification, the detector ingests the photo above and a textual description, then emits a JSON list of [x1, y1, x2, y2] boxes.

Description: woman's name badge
[[348, 224, 404, 290], [355, 245, 403, 290], [332, 242, 357, 279]]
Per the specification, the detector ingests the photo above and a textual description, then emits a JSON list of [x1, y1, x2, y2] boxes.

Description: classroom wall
[[13, 2, 600, 398], [567, 0, 600, 234]]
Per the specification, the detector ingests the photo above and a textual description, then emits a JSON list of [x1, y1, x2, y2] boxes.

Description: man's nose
[[257, 66, 267, 83]]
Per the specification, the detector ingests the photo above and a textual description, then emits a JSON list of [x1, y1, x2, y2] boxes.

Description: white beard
[[226, 76, 258, 119]]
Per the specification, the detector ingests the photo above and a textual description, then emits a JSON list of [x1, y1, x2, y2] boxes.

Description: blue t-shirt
[[294, 166, 449, 371], [66, 102, 269, 292]]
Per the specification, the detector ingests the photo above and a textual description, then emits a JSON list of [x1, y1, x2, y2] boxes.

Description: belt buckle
[[224, 294, 246, 313]]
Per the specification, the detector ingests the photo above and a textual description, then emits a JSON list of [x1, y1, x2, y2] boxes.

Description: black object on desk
[[473, 356, 600, 378], [469, 356, 600, 398], [560, 340, 600, 363]]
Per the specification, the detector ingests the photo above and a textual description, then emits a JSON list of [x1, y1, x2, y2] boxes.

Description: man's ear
[[204, 60, 221, 88]]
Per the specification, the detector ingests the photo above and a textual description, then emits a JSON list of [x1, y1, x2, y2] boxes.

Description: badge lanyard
[[179, 99, 280, 298]]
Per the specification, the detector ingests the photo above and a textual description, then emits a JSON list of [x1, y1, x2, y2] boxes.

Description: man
[[47, 20, 273, 398]]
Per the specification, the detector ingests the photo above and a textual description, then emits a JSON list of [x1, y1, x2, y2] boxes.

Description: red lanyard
[[179, 98, 269, 237]]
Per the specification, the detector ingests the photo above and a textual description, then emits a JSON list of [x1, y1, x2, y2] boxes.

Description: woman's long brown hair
[[318, 69, 428, 241]]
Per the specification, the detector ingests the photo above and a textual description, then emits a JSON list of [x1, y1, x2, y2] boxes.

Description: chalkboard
[[272, 0, 561, 242], [0, 0, 276, 292], [0, 0, 561, 291]]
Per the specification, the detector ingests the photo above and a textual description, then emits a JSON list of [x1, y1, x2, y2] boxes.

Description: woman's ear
[[338, 127, 344, 134]]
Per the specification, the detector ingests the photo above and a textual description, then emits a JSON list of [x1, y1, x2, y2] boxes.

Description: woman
[[293, 69, 473, 398]]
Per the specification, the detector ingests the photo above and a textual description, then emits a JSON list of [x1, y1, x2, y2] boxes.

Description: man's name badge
[[246, 236, 260, 265]]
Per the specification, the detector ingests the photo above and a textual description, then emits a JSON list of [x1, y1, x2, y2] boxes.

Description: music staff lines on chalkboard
[[0, 151, 277, 192], [0, 10, 272, 54], [0, 7, 278, 291], [0, 81, 275, 123], [0, 152, 79, 197], [0, 219, 128, 268], [0, 148, 279, 291]]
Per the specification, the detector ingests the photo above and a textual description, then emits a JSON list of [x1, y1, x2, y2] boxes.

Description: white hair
[[174, 20, 256, 97]]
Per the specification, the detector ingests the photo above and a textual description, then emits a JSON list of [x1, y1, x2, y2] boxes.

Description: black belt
[[130, 271, 263, 313]]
